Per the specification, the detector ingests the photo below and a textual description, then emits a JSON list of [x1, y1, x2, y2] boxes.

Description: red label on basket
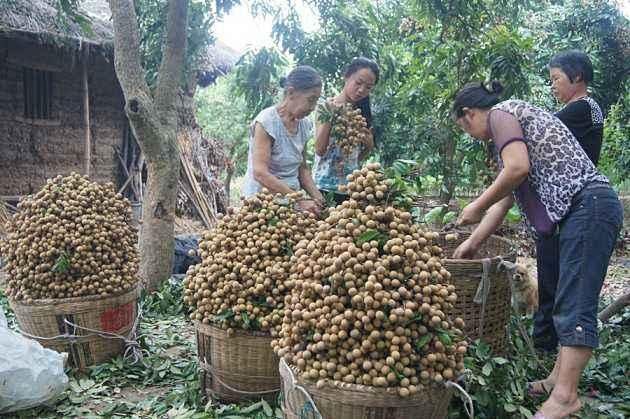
[[100, 302, 134, 333]]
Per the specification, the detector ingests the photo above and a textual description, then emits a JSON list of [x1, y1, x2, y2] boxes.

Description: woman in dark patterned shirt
[[534, 51, 605, 356], [450, 81, 622, 419]]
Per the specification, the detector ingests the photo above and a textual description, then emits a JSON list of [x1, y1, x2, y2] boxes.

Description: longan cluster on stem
[[272, 163, 467, 397], [332, 104, 370, 156], [2, 173, 139, 302], [183, 192, 318, 333]]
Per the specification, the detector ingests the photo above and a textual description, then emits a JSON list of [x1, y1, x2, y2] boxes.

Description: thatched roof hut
[[197, 40, 240, 87], [0, 0, 114, 50], [0, 0, 238, 209], [0, 0, 123, 198]]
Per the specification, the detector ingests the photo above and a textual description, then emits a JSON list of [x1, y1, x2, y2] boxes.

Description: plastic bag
[[0, 309, 69, 413]]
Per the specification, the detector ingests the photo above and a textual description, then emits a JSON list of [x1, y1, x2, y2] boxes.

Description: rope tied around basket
[[198, 359, 281, 395], [279, 358, 323, 419], [473, 257, 496, 337], [16, 300, 147, 365]]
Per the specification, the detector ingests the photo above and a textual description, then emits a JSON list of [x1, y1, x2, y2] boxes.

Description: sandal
[[527, 380, 553, 397]]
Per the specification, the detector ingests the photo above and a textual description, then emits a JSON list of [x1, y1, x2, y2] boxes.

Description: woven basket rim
[[440, 232, 516, 260], [194, 321, 272, 338], [443, 255, 506, 263], [9, 283, 141, 307], [286, 362, 451, 401]]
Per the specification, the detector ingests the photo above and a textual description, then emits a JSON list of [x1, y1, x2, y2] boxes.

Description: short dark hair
[[344, 57, 380, 128], [279, 65, 322, 92], [549, 50, 594, 84], [451, 80, 504, 119]]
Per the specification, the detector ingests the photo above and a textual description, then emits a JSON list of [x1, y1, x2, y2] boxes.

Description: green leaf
[[241, 311, 251, 329], [389, 366, 405, 381], [281, 242, 293, 256], [214, 309, 235, 322], [405, 313, 423, 326], [268, 216, 279, 226], [505, 205, 522, 223], [356, 229, 381, 245], [69, 381, 82, 393], [504, 403, 517, 412], [52, 251, 70, 274], [519, 406, 533, 417], [436, 329, 452, 345], [493, 357, 509, 365], [79, 378, 94, 390], [240, 401, 263, 413], [442, 211, 457, 224], [482, 362, 493, 376], [261, 399, 273, 416], [424, 206, 446, 224], [416, 333, 432, 350]]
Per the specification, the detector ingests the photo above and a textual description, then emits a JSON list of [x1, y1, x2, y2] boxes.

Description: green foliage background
[[210, 0, 629, 198]]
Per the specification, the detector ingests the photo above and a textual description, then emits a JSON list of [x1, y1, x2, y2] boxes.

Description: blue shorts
[[553, 183, 623, 348]]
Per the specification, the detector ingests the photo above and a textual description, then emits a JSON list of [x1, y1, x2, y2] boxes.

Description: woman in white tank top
[[242, 66, 324, 215]]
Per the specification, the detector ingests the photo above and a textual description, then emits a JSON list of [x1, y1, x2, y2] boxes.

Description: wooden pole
[[599, 292, 630, 322], [82, 45, 91, 177]]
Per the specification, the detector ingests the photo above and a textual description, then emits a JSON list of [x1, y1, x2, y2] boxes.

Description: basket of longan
[[2, 174, 141, 369], [184, 191, 318, 402], [274, 164, 466, 419]]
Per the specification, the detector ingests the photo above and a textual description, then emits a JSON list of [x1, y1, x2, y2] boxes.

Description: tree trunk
[[440, 131, 456, 204], [108, 0, 188, 292], [139, 137, 179, 291], [225, 167, 233, 206]]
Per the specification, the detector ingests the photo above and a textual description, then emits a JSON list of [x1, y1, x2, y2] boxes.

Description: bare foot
[[536, 392, 582, 419]]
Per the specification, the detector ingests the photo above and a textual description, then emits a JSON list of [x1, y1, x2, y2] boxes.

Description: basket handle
[[279, 359, 323, 419], [446, 380, 475, 419]]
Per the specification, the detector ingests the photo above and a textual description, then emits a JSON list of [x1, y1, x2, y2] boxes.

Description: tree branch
[[155, 0, 189, 116], [108, 0, 150, 99], [599, 291, 630, 322]]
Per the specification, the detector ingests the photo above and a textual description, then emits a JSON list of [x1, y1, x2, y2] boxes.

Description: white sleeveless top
[[242, 106, 313, 197]]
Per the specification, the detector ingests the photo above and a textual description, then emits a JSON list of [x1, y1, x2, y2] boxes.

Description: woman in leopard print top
[[450, 81, 623, 419]]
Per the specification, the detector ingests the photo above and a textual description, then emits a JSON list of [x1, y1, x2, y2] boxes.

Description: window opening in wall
[[23, 67, 53, 119]]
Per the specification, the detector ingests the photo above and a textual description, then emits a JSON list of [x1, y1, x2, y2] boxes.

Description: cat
[[506, 262, 539, 316]]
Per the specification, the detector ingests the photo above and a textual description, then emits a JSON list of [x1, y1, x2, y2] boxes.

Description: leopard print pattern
[[493, 100, 608, 223], [583, 96, 604, 125]]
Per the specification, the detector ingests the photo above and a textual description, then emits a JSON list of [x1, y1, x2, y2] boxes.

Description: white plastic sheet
[[0, 309, 69, 413]]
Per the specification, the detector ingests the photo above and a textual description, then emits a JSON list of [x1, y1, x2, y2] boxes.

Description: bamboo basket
[[9, 285, 140, 370], [437, 231, 516, 353], [196, 322, 281, 403], [280, 360, 453, 419]]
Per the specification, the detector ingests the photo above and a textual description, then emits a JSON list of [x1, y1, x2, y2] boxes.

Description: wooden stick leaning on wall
[[178, 132, 216, 228], [0, 199, 9, 235]]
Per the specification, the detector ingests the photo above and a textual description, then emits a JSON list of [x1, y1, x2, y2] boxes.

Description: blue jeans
[[533, 233, 559, 352], [535, 183, 623, 349]]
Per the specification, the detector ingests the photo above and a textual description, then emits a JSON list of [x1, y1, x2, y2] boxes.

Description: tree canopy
[[211, 0, 628, 199]]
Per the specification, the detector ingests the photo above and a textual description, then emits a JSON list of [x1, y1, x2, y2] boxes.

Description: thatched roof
[[0, 0, 240, 81], [0, 0, 114, 47], [197, 40, 241, 87]]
